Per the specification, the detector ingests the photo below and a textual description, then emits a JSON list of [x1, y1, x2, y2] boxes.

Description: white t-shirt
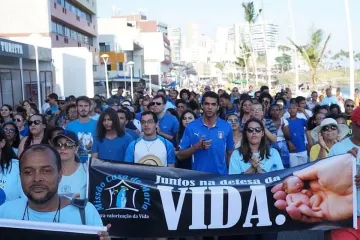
[[276, 118, 289, 142]]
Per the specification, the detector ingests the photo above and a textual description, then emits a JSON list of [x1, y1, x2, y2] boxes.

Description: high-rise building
[[187, 23, 201, 49], [0, 0, 98, 64], [234, 21, 279, 55], [168, 27, 182, 64]]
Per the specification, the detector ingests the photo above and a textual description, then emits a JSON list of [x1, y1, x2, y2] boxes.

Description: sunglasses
[[58, 101, 65, 105], [28, 120, 42, 126], [3, 128, 15, 133], [14, 118, 23, 122], [227, 119, 239, 124], [321, 125, 337, 132], [346, 105, 354, 108], [54, 142, 76, 149], [149, 102, 162, 106], [246, 127, 262, 133]]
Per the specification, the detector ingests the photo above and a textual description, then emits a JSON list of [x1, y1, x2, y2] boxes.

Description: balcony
[[51, 1, 97, 36]]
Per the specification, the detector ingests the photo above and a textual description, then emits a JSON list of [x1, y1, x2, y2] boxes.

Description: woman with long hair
[[0, 128, 23, 205], [53, 130, 87, 199], [226, 113, 242, 149], [91, 108, 133, 161], [3, 122, 20, 155], [17, 114, 49, 156], [239, 99, 252, 128], [13, 113, 28, 139], [229, 118, 283, 240], [176, 110, 197, 169], [21, 100, 32, 118], [0, 104, 13, 126], [269, 104, 290, 168]]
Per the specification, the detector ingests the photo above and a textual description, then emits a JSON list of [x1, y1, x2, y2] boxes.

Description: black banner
[[88, 154, 356, 238]]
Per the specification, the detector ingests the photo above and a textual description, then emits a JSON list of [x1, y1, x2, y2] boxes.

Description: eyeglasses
[[227, 119, 239, 124], [246, 127, 262, 133], [321, 125, 337, 132], [3, 128, 15, 133], [14, 118, 23, 122], [54, 142, 76, 149], [252, 108, 263, 112], [141, 119, 155, 125], [28, 120, 42, 126], [232, 90, 238, 92], [346, 105, 354, 108]]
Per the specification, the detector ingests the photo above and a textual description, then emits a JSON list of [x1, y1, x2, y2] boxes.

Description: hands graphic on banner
[[271, 153, 354, 223], [98, 224, 111, 240]]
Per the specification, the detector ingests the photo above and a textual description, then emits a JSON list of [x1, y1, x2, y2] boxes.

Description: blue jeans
[[272, 140, 290, 168]]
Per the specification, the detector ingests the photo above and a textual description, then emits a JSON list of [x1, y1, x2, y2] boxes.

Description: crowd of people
[[0, 84, 359, 239]]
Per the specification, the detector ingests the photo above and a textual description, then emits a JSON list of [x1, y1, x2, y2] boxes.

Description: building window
[[118, 62, 123, 71], [93, 65, 97, 71], [52, 21, 93, 45], [99, 43, 110, 52], [107, 64, 111, 71]]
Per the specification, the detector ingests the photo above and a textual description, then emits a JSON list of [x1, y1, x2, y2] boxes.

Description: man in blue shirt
[[150, 95, 179, 144], [117, 109, 139, 140], [66, 96, 97, 163], [178, 91, 234, 175], [220, 92, 239, 116], [320, 88, 339, 106], [0, 144, 110, 238]]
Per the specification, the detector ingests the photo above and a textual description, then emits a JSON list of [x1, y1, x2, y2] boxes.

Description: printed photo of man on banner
[[87, 153, 357, 238]]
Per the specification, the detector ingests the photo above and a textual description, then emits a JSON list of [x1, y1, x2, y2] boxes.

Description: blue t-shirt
[[328, 137, 360, 216], [124, 136, 175, 166], [20, 126, 29, 139], [179, 117, 234, 175], [65, 119, 97, 163], [287, 117, 307, 153], [59, 163, 87, 199], [229, 148, 284, 174], [92, 133, 133, 162], [0, 159, 24, 205], [320, 96, 339, 106], [126, 128, 139, 140], [0, 198, 103, 226], [158, 113, 179, 145]]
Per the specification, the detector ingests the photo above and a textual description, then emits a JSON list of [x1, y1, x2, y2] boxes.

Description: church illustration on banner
[[105, 180, 139, 212]]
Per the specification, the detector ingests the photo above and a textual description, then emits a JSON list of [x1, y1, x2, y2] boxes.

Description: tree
[[355, 53, 360, 70], [235, 43, 251, 85], [278, 45, 292, 53], [288, 27, 331, 87], [215, 62, 225, 72], [275, 54, 292, 73], [242, 1, 261, 85]]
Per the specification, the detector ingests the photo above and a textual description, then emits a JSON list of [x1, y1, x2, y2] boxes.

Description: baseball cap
[[351, 107, 360, 125], [53, 130, 79, 146]]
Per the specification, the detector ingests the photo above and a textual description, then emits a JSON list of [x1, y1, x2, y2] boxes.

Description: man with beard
[[66, 96, 97, 163], [0, 144, 111, 239], [178, 91, 234, 175]]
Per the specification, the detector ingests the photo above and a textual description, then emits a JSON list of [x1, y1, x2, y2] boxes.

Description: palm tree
[[288, 27, 331, 88], [215, 62, 225, 81], [242, 1, 260, 86], [278, 45, 292, 53], [235, 42, 251, 85]]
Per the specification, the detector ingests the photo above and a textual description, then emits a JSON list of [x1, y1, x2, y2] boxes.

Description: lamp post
[[344, 0, 355, 99], [287, 0, 299, 95], [127, 61, 135, 101], [101, 54, 110, 98]]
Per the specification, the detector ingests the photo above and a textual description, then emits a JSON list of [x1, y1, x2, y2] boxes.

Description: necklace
[[144, 140, 156, 152], [22, 196, 61, 223]]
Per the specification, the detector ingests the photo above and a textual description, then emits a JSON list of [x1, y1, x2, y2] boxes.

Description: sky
[[97, 0, 360, 54]]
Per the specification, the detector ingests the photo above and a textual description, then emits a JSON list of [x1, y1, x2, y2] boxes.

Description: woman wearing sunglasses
[[309, 118, 349, 161], [17, 114, 50, 156], [53, 130, 87, 199], [0, 128, 24, 205], [3, 122, 20, 155], [176, 110, 197, 169], [226, 113, 241, 149], [13, 113, 28, 139], [229, 118, 283, 240]]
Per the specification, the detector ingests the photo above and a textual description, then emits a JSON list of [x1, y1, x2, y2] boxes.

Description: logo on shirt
[[94, 175, 151, 213], [218, 131, 224, 139], [61, 185, 71, 194], [194, 132, 200, 138]]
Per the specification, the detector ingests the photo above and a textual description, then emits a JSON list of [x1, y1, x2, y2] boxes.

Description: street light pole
[[127, 61, 135, 101], [344, 0, 355, 99], [101, 54, 110, 98], [288, 0, 299, 95]]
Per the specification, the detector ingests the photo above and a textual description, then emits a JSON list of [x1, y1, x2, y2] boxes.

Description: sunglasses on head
[[54, 142, 76, 149], [28, 120, 42, 126], [246, 127, 262, 133], [321, 124, 337, 132]]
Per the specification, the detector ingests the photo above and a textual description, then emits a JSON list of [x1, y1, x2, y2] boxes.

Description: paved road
[[278, 231, 324, 240]]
